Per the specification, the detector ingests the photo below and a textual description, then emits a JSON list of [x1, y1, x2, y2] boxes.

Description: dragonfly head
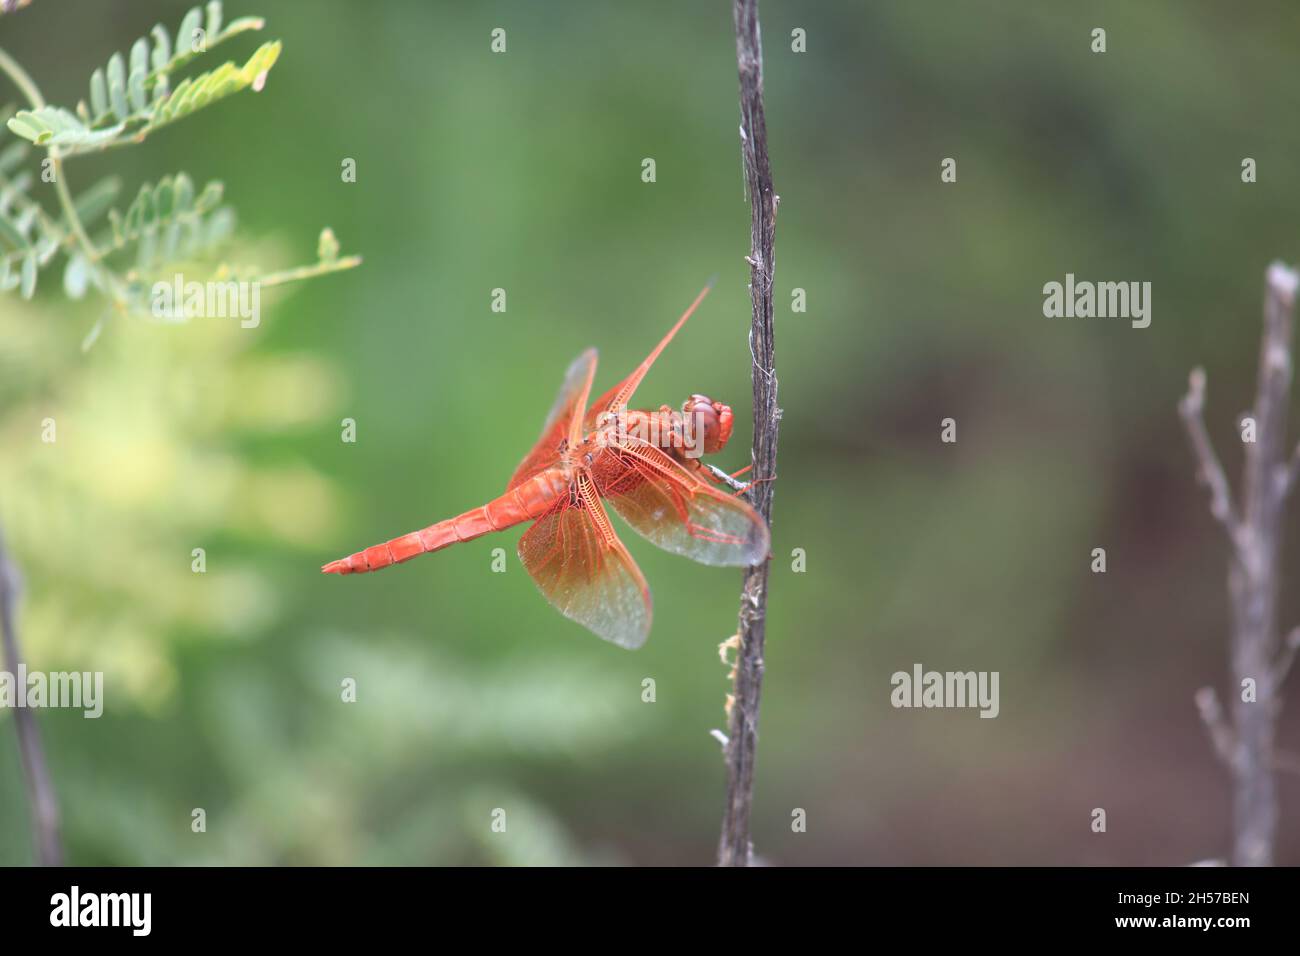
[[682, 394, 733, 455]]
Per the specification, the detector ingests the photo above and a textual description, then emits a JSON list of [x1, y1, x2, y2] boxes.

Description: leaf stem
[[0, 44, 42, 111], [253, 255, 364, 289]]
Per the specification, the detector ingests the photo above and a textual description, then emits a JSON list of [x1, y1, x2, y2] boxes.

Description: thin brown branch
[[0, 524, 63, 865], [1184, 261, 1298, 867], [1282, 443, 1300, 498], [1178, 368, 1241, 543], [1275, 626, 1300, 687], [718, 0, 780, 868], [1195, 686, 1234, 766]]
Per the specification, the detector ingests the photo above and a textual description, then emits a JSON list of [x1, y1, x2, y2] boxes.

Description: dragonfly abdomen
[[321, 467, 570, 575]]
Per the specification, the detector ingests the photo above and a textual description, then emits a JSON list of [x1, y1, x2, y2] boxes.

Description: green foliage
[[0, 2, 357, 344], [104, 173, 229, 270], [5, 108, 125, 150], [69, 174, 122, 228], [0, 133, 59, 299], [144, 41, 280, 136], [7, 2, 276, 155]]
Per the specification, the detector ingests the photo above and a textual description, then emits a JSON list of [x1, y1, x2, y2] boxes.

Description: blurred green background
[[2, 0, 1300, 865]]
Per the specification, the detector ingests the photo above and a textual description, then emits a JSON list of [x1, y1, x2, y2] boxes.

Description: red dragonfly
[[322, 285, 770, 648]]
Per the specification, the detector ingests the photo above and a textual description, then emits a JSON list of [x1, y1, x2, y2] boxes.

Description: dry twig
[[0, 525, 62, 865], [718, 0, 781, 867], [1179, 262, 1300, 866]]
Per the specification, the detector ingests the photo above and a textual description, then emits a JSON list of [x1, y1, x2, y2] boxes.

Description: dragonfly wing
[[517, 472, 652, 649], [583, 284, 712, 432], [597, 440, 769, 567], [508, 348, 598, 491]]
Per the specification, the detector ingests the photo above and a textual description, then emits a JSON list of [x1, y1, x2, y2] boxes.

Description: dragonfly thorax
[[591, 395, 734, 459]]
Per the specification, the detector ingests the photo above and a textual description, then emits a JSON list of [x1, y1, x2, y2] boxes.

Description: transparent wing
[[595, 439, 770, 567], [508, 348, 597, 491], [517, 472, 652, 649], [583, 284, 712, 432]]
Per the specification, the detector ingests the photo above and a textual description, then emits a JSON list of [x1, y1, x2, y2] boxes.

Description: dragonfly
[[322, 285, 770, 649]]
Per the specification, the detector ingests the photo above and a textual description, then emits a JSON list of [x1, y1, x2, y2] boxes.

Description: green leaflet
[[103, 173, 228, 268], [145, 41, 281, 134], [0, 2, 358, 322], [19, 250, 36, 299], [81, 1, 267, 128], [9, 40, 280, 153], [63, 253, 90, 300], [5, 107, 126, 149], [0, 158, 43, 253], [0, 141, 29, 174], [6, 1, 278, 155], [0, 213, 27, 251]]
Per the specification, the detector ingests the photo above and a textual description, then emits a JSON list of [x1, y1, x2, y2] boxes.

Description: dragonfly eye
[[681, 393, 732, 454]]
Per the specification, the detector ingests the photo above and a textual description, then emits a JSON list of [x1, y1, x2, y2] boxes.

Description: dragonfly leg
[[703, 463, 769, 497], [729, 475, 775, 499], [703, 463, 775, 498], [703, 463, 748, 492]]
